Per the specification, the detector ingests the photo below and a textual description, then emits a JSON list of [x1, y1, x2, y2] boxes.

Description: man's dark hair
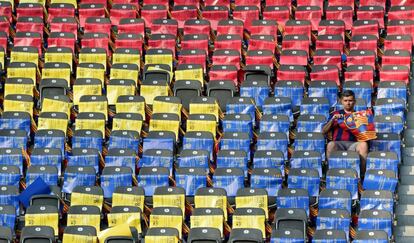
[[341, 90, 355, 99]]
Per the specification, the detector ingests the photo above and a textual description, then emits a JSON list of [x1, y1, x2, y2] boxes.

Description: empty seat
[[20, 226, 54, 243], [228, 228, 264, 243]]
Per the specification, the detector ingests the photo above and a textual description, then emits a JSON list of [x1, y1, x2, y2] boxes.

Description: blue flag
[[19, 177, 50, 208]]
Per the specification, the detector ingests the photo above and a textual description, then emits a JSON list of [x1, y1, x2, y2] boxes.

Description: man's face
[[341, 95, 355, 111]]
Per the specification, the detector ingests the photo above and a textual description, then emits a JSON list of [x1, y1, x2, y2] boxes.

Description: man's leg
[[326, 141, 336, 160], [355, 141, 369, 178]]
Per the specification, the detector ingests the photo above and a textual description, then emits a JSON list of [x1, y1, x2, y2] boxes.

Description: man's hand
[[323, 113, 342, 135], [331, 114, 343, 120]]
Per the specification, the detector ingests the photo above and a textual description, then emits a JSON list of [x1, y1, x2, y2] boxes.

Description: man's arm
[[322, 113, 341, 135]]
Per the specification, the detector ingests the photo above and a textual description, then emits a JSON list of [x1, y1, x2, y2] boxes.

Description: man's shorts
[[334, 141, 359, 151]]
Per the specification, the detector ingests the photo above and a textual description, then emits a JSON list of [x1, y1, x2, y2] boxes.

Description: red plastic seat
[[141, 4, 167, 29], [78, 3, 105, 28], [310, 65, 340, 85], [382, 50, 411, 69], [178, 49, 207, 71], [115, 33, 143, 53], [50, 17, 78, 39], [387, 19, 414, 44], [110, 4, 137, 26], [82, 33, 110, 55], [117, 18, 145, 36], [217, 19, 244, 39], [81, 0, 108, 8], [313, 49, 342, 69], [0, 2, 12, 23], [0, 16, 10, 37], [316, 35, 344, 53], [297, 0, 323, 9], [263, 6, 289, 28], [360, 0, 386, 8], [249, 20, 278, 39], [266, 0, 291, 9], [284, 20, 312, 40], [248, 35, 276, 53], [181, 34, 209, 55], [48, 32, 76, 52], [328, 0, 355, 10], [202, 5, 229, 31], [184, 19, 211, 36], [282, 35, 310, 54], [352, 20, 380, 39], [209, 64, 238, 85], [390, 0, 414, 6], [388, 5, 414, 21], [175, 0, 200, 8], [215, 34, 242, 52], [84, 17, 111, 37], [143, 0, 168, 7], [171, 5, 198, 29], [212, 49, 241, 69], [347, 50, 376, 69], [16, 17, 44, 38], [295, 5, 322, 31], [48, 3, 75, 24], [14, 32, 42, 54], [279, 50, 308, 66], [318, 20, 345, 41], [350, 35, 378, 55], [148, 34, 177, 56], [204, 0, 229, 6], [0, 31, 7, 50], [344, 65, 374, 84], [380, 65, 410, 83], [383, 34, 412, 53], [245, 50, 274, 69], [357, 5, 385, 29], [112, 0, 139, 10], [17, 3, 44, 19], [233, 5, 260, 30], [235, 0, 260, 9], [326, 6, 353, 30], [277, 64, 307, 83], [151, 19, 178, 37]]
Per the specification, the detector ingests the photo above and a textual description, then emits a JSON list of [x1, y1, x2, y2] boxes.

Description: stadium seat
[[67, 205, 100, 231], [326, 168, 358, 200], [312, 229, 347, 243], [228, 228, 264, 243], [187, 227, 222, 242], [290, 150, 322, 177], [101, 166, 133, 198], [145, 227, 180, 242], [274, 208, 307, 239], [20, 226, 55, 243], [112, 186, 145, 210], [277, 189, 309, 216], [63, 226, 97, 242], [316, 208, 350, 238], [0, 226, 12, 242], [25, 205, 59, 235], [360, 190, 393, 213], [288, 168, 320, 197], [240, 80, 270, 109], [319, 189, 351, 213], [175, 167, 207, 196]]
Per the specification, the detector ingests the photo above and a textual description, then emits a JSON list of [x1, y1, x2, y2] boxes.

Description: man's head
[[340, 90, 355, 112]]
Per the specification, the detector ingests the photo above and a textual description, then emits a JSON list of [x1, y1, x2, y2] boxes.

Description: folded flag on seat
[[18, 177, 50, 208]]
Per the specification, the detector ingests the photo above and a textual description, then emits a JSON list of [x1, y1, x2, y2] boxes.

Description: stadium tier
[[0, 0, 412, 242]]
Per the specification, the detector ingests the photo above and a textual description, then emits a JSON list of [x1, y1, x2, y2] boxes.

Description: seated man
[[322, 90, 369, 176]]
